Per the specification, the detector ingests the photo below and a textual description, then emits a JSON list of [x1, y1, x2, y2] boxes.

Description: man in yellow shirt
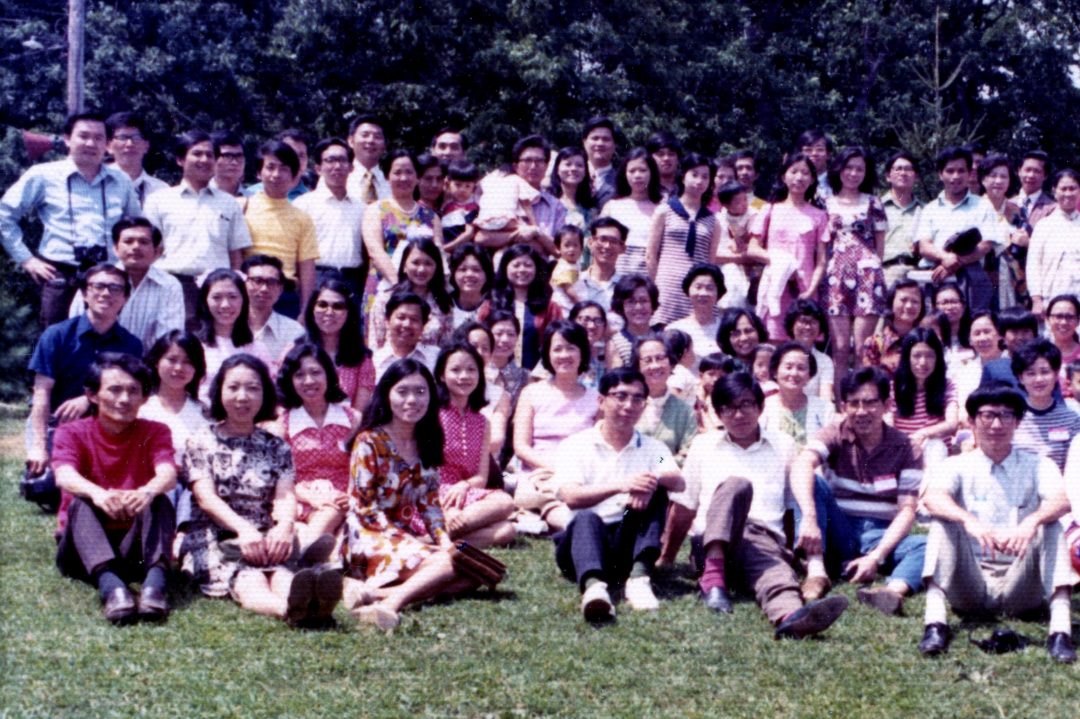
[[243, 141, 319, 318]]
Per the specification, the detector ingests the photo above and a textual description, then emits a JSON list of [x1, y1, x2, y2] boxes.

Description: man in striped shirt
[[791, 366, 926, 616]]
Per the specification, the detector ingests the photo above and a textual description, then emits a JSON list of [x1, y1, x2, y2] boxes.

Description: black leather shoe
[[702, 586, 733, 614], [774, 596, 848, 639], [1047, 632, 1077, 664], [918, 623, 952, 657], [102, 586, 137, 624], [137, 585, 170, 621]]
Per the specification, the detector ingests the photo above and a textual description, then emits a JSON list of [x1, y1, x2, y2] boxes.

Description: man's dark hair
[[935, 146, 973, 173], [84, 352, 152, 398], [240, 253, 286, 282], [105, 111, 147, 141], [175, 129, 216, 160], [1011, 337, 1063, 377], [599, 367, 647, 396], [211, 129, 243, 151], [276, 128, 309, 148], [111, 216, 163, 248], [996, 305, 1039, 336], [711, 371, 765, 414], [430, 127, 466, 150], [730, 149, 756, 166], [256, 140, 300, 177], [385, 290, 431, 323], [645, 131, 682, 156], [884, 150, 918, 174], [839, 366, 891, 403], [1021, 150, 1050, 171], [795, 128, 832, 153], [312, 137, 354, 165], [589, 215, 629, 242], [965, 382, 1027, 422], [582, 115, 616, 140], [512, 134, 550, 164], [63, 111, 107, 136], [348, 114, 385, 137]]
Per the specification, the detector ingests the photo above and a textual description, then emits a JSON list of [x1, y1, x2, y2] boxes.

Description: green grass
[[1, 443, 1077, 718]]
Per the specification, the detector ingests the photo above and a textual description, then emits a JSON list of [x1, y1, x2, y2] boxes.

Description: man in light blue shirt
[[914, 146, 1003, 312], [0, 112, 141, 328]]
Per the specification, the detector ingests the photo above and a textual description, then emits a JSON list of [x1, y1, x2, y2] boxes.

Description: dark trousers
[[39, 262, 81, 330], [56, 496, 175, 585], [171, 274, 201, 331], [316, 265, 368, 301], [554, 490, 667, 590], [273, 281, 300, 319], [701, 477, 802, 624]]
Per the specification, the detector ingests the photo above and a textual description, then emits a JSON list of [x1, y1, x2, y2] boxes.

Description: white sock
[[1049, 591, 1072, 635], [806, 555, 827, 578], [924, 582, 947, 625]]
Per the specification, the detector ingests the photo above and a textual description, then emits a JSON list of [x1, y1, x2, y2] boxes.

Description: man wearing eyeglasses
[[24, 264, 142, 508], [105, 112, 168, 207], [918, 384, 1075, 664], [576, 217, 628, 313], [790, 366, 926, 616], [1, 112, 142, 329], [552, 367, 682, 623], [670, 371, 848, 639], [240, 254, 305, 368]]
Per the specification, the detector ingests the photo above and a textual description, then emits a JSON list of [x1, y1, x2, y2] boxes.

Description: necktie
[[362, 173, 377, 204]]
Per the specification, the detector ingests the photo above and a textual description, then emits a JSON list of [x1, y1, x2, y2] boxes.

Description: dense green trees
[[1, 0, 1078, 399]]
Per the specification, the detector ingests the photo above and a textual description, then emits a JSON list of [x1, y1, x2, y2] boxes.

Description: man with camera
[[0, 112, 142, 328]]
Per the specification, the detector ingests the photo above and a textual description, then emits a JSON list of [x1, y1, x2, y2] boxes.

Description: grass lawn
[[1, 414, 1077, 718]]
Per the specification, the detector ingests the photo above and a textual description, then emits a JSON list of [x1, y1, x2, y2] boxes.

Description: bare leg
[[852, 316, 877, 370], [829, 315, 852, 389], [459, 520, 516, 548], [378, 551, 460, 613], [446, 491, 515, 541], [233, 569, 290, 618]]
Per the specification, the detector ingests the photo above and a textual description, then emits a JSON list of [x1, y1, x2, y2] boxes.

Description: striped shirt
[[1013, 399, 1080, 471], [69, 264, 185, 349], [808, 420, 922, 521], [891, 379, 957, 437]]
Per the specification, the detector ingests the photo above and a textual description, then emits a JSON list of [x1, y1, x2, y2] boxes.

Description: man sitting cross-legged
[[667, 371, 848, 639], [53, 353, 177, 624], [553, 367, 683, 623]]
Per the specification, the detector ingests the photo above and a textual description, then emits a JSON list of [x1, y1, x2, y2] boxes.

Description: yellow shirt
[[243, 192, 319, 280]]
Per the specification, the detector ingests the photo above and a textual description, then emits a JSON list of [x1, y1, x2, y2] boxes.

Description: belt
[[882, 255, 917, 269]]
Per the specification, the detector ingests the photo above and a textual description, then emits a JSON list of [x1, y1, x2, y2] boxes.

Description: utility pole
[[67, 0, 86, 114]]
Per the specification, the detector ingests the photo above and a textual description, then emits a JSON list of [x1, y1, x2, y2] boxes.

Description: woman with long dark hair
[[601, 148, 662, 275], [195, 269, 270, 400], [303, 277, 374, 412], [549, 146, 596, 229], [369, 237, 453, 349], [890, 328, 957, 462], [479, 243, 562, 370], [448, 244, 494, 329]]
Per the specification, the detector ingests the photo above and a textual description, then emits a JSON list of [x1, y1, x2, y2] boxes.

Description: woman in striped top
[[890, 328, 958, 463], [1011, 338, 1080, 470]]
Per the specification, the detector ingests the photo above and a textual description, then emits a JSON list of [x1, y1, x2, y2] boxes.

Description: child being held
[[551, 225, 587, 312], [476, 165, 539, 234], [663, 328, 698, 401], [715, 180, 755, 309], [441, 160, 481, 250]]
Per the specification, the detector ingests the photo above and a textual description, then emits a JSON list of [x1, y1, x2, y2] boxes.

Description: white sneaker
[[624, 575, 660, 611], [581, 581, 615, 622], [513, 512, 549, 536]]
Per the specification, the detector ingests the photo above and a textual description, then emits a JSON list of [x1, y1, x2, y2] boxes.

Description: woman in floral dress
[[181, 354, 341, 625], [823, 147, 888, 387], [434, 342, 516, 548], [343, 358, 474, 630]]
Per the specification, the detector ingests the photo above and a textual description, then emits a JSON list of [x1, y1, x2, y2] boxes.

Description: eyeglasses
[[315, 299, 348, 312], [606, 391, 647, 405], [516, 156, 546, 166], [112, 133, 144, 144], [718, 399, 759, 417], [576, 316, 605, 326], [86, 281, 125, 295], [845, 398, 883, 409], [1048, 313, 1078, 322], [975, 410, 1017, 426], [320, 157, 351, 166], [219, 151, 244, 161], [592, 235, 624, 246], [246, 276, 282, 288]]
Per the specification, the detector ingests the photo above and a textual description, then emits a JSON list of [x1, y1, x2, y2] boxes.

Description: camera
[[73, 244, 107, 269]]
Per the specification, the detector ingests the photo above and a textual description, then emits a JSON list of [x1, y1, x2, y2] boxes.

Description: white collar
[[288, 403, 352, 434]]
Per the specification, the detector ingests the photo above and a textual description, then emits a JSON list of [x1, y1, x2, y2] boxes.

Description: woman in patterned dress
[[303, 277, 375, 413], [274, 342, 358, 552], [343, 359, 474, 630], [823, 147, 888, 388], [434, 342, 516, 548], [360, 150, 443, 300], [181, 354, 342, 624], [646, 152, 722, 325]]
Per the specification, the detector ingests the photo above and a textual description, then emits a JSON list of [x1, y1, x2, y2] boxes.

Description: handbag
[[449, 541, 507, 588]]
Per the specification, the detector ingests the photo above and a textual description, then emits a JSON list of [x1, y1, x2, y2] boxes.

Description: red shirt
[[51, 417, 175, 535]]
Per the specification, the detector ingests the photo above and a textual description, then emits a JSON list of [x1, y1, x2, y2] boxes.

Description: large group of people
[[3, 110, 1079, 663]]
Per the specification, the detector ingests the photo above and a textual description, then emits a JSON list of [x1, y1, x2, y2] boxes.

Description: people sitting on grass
[[53, 353, 177, 624], [553, 367, 683, 622], [918, 384, 1075, 664], [180, 354, 342, 626], [343, 359, 478, 630], [669, 371, 848, 639], [790, 367, 927, 616]]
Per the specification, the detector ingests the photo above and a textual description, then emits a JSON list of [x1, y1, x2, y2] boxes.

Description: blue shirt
[[0, 159, 141, 266], [28, 314, 143, 409]]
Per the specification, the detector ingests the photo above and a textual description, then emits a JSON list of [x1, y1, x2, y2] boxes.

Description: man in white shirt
[[670, 372, 848, 639], [143, 130, 252, 323], [919, 384, 1075, 664], [577, 217, 627, 312], [915, 146, 1003, 312], [240, 255, 305, 367], [371, 292, 438, 382], [209, 130, 246, 198], [553, 367, 682, 623], [105, 112, 168, 207], [70, 218, 184, 350], [294, 138, 366, 296], [345, 115, 389, 204]]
